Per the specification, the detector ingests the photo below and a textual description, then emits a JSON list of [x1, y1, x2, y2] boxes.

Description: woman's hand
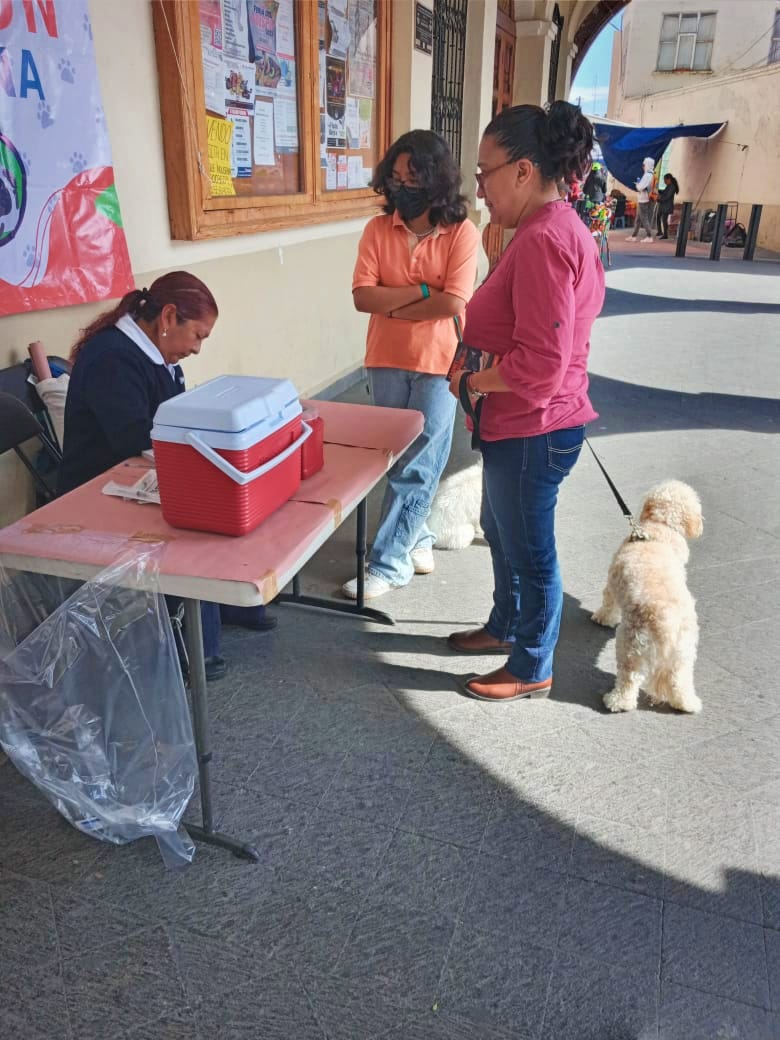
[[449, 369, 470, 401]]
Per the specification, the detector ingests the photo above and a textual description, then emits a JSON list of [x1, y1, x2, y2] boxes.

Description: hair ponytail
[[484, 101, 594, 185], [71, 271, 218, 361]]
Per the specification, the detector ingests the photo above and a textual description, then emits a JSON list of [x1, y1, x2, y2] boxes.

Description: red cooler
[[151, 375, 312, 536]]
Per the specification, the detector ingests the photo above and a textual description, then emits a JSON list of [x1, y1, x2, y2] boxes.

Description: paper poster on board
[[227, 107, 252, 177], [248, 0, 278, 61], [253, 99, 276, 166], [199, 0, 223, 49], [206, 116, 236, 196], [0, 0, 133, 316], [224, 58, 255, 110], [202, 44, 226, 115], [222, 0, 250, 60], [273, 96, 298, 151], [348, 0, 376, 97]]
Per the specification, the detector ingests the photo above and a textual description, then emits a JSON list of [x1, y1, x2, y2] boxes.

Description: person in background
[[61, 272, 275, 681], [446, 101, 605, 702], [342, 130, 480, 600], [627, 156, 656, 242], [582, 161, 607, 206], [656, 172, 679, 239]]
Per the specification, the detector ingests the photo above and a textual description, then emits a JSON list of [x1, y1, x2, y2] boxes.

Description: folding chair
[[0, 391, 62, 503]]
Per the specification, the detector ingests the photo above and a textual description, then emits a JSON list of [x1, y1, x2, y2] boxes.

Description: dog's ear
[[685, 510, 704, 539]]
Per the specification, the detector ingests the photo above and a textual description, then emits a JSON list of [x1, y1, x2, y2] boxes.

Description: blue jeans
[[480, 426, 584, 682], [367, 367, 457, 585]]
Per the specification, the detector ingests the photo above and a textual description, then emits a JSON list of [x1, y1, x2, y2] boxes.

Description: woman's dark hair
[[483, 101, 594, 185], [664, 173, 680, 193], [71, 271, 218, 360], [371, 130, 468, 226]]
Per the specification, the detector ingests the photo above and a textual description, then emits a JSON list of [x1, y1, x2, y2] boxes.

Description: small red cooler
[[151, 375, 312, 536]]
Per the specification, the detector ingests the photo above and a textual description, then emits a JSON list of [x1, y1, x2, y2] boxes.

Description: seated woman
[[60, 271, 274, 680]]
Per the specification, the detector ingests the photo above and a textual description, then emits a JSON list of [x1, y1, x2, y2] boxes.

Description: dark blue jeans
[[200, 603, 266, 658], [480, 426, 584, 682]]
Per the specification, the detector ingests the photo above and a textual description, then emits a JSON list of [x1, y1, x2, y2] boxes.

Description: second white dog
[[428, 462, 483, 550], [592, 480, 704, 714]]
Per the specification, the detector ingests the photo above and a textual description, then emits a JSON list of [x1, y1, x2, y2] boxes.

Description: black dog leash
[[585, 439, 650, 541]]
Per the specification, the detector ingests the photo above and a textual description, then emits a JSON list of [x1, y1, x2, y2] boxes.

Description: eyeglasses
[[385, 176, 420, 192], [475, 159, 515, 190]]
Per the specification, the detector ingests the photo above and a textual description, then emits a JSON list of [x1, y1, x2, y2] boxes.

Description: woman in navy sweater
[[61, 271, 273, 679]]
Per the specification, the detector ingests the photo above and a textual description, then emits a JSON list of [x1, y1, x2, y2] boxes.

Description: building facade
[[607, 0, 780, 250], [0, 0, 615, 522]]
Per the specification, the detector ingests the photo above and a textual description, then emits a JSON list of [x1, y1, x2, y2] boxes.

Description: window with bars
[[431, 0, 468, 164], [657, 12, 716, 71], [769, 9, 780, 63]]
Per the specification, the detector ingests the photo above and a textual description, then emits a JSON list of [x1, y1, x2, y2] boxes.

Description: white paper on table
[[273, 96, 299, 150], [254, 99, 276, 165], [346, 155, 363, 189], [345, 96, 360, 148], [326, 153, 337, 189], [102, 470, 160, 505], [202, 44, 225, 116], [227, 108, 252, 176]]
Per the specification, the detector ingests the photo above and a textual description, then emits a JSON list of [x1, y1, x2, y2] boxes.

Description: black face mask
[[392, 185, 430, 222]]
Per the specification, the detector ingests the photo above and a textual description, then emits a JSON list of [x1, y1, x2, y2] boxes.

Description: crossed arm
[[352, 284, 464, 320]]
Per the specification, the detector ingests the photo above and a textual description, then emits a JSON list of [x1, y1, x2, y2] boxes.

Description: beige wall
[[618, 0, 779, 99], [611, 55, 780, 251]]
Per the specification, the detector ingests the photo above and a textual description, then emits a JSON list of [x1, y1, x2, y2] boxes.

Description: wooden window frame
[[152, 0, 392, 241]]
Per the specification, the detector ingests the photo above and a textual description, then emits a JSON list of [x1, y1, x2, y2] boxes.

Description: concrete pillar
[[559, 41, 578, 101], [461, 0, 497, 217], [513, 19, 558, 106], [391, 1, 434, 139]]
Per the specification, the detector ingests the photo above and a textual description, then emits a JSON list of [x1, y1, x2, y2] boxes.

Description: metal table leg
[[182, 598, 260, 861], [276, 498, 394, 625]]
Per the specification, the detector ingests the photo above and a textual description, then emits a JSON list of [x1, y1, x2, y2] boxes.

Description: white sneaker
[[639, 235, 652, 243], [341, 573, 399, 600], [410, 546, 435, 574]]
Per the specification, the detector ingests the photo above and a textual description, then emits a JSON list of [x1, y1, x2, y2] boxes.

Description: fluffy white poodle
[[428, 462, 483, 550], [592, 480, 704, 714]]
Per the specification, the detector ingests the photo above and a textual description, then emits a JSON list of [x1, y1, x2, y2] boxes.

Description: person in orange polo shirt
[[342, 130, 481, 600]]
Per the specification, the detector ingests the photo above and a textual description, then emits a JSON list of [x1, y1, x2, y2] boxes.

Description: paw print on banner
[[58, 59, 75, 84], [94, 106, 106, 130], [37, 101, 54, 128], [23, 245, 36, 266], [70, 152, 87, 174], [21, 152, 32, 175], [83, 12, 93, 39]]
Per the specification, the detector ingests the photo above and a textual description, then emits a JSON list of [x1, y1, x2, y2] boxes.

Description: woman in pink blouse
[[448, 101, 605, 702]]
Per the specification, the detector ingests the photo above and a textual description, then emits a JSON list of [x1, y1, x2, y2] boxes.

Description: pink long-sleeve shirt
[[465, 200, 605, 441]]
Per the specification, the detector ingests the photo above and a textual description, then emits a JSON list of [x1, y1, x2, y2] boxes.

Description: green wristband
[[420, 283, 430, 300]]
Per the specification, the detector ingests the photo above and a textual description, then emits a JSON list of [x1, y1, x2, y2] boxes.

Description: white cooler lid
[[152, 375, 300, 446]]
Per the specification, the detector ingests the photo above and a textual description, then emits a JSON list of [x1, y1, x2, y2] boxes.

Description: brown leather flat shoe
[[447, 627, 514, 655], [462, 666, 552, 702]]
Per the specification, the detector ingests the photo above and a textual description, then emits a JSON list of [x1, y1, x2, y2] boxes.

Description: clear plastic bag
[[0, 542, 197, 867]]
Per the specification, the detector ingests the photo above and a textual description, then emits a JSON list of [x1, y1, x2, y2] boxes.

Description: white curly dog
[[428, 462, 483, 550], [592, 480, 704, 714]]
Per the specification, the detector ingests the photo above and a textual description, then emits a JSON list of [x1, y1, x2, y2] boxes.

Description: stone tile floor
[[1, 254, 779, 1039]]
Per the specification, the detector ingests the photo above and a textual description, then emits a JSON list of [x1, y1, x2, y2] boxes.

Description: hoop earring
[[162, 330, 167, 338]]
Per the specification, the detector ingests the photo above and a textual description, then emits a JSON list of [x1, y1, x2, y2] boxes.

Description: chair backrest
[[0, 391, 61, 502], [0, 391, 45, 454]]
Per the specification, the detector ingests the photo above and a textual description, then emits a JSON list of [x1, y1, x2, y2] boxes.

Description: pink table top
[[0, 401, 423, 606]]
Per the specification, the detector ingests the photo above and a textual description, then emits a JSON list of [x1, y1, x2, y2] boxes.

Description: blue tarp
[[592, 121, 725, 190]]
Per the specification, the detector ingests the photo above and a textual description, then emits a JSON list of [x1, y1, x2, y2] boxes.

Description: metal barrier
[[743, 204, 763, 261], [675, 201, 693, 257], [709, 204, 729, 261]]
